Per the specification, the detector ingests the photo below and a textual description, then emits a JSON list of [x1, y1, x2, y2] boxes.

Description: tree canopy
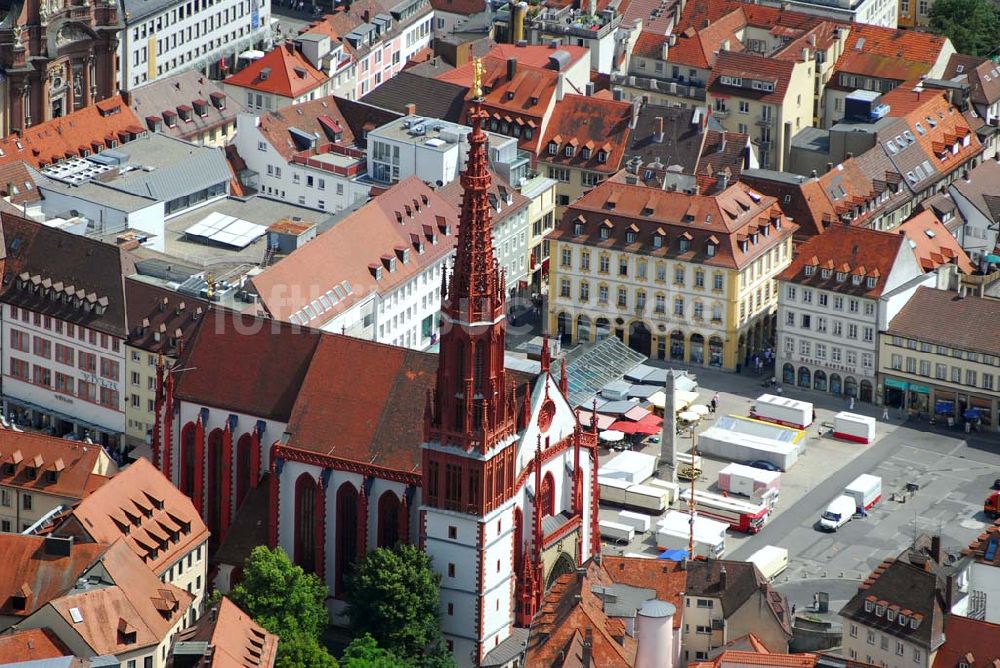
[[340, 633, 404, 668], [345, 544, 453, 667], [230, 546, 337, 666], [930, 0, 1000, 56]]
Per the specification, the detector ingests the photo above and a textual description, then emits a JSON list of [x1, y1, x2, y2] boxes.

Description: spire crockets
[[429, 58, 515, 452]]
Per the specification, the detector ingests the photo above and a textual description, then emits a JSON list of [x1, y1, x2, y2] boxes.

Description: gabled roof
[[888, 287, 1000, 357], [950, 159, 1000, 224], [538, 94, 633, 174], [254, 96, 358, 162], [778, 225, 904, 297], [0, 161, 41, 205], [129, 70, 246, 140], [686, 559, 787, 625], [252, 176, 458, 325], [601, 556, 686, 628], [360, 71, 469, 124], [0, 212, 138, 338], [173, 310, 323, 422], [666, 9, 747, 70], [125, 278, 211, 357], [740, 170, 834, 240], [840, 556, 947, 650], [933, 615, 1000, 667], [436, 169, 530, 222], [0, 96, 145, 170], [486, 43, 589, 71], [0, 431, 113, 500], [46, 540, 193, 656], [57, 458, 209, 577], [0, 628, 70, 663], [224, 44, 327, 98], [832, 24, 948, 86], [944, 54, 1000, 107], [0, 534, 107, 618], [708, 51, 797, 104], [898, 210, 974, 274], [549, 179, 796, 270], [172, 597, 280, 668]]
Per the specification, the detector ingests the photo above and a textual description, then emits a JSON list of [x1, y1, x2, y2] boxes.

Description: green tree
[[230, 546, 336, 666], [341, 633, 404, 668], [276, 634, 339, 668], [345, 545, 453, 667], [930, 0, 1000, 56]]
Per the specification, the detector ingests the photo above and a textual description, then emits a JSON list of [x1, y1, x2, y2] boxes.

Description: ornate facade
[[0, 0, 121, 135], [151, 60, 598, 668]]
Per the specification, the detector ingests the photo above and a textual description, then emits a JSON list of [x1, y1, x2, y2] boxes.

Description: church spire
[[429, 58, 514, 453]]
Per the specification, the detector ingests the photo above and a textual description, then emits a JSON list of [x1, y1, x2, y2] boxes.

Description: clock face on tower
[[538, 397, 556, 433]]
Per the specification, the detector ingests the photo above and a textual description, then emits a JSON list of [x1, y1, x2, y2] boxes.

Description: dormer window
[[582, 148, 592, 160], [899, 614, 908, 626], [642, 207, 654, 217], [910, 617, 920, 629], [626, 230, 637, 243], [679, 238, 690, 252], [548, 141, 558, 155], [599, 227, 610, 240], [653, 235, 663, 249], [574, 222, 584, 236], [836, 272, 846, 282], [866, 277, 876, 288], [564, 145, 575, 157], [821, 268, 831, 279], [805, 265, 815, 276], [887, 608, 896, 622], [875, 604, 885, 617], [597, 150, 608, 163], [864, 600, 874, 612], [852, 275, 862, 285], [706, 243, 716, 257]]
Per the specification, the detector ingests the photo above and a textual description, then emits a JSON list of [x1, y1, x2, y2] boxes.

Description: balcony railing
[[756, 116, 773, 126]]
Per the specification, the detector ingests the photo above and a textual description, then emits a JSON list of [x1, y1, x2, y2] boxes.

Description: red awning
[[609, 414, 662, 435]]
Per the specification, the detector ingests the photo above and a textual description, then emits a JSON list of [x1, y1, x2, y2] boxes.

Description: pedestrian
[[849, 396, 855, 410], [791, 604, 797, 617], [710, 397, 717, 414], [882, 406, 889, 420]]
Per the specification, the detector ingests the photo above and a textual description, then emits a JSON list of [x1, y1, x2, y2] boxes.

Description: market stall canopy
[[678, 411, 700, 422], [599, 430, 626, 442], [610, 413, 663, 435], [576, 410, 616, 431], [648, 390, 699, 411], [689, 404, 710, 416]]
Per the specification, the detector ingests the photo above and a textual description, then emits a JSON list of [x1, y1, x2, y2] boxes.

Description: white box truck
[[624, 484, 669, 513], [598, 451, 658, 484], [833, 412, 877, 444], [656, 511, 727, 558], [819, 495, 856, 532], [844, 474, 882, 512], [598, 477, 631, 505], [645, 478, 680, 505], [751, 394, 814, 429], [600, 520, 635, 544], [718, 463, 781, 501], [617, 510, 652, 533], [746, 545, 789, 582]]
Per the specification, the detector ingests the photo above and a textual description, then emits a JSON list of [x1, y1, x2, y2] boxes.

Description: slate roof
[[0, 162, 41, 205], [0, 97, 145, 170], [740, 169, 834, 240], [887, 287, 1000, 357], [950, 159, 1000, 224], [254, 96, 358, 162], [129, 70, 245, 141], [840, 556, 947, 650], [0, 212, 138, 338], [686, 559, 786, 626], [173, 309, 323, 422], [360, 71, 469, 124], [944, 54, 1000, 107], [549, 179, 797, 271], [224, 44, 327, 98], [778, 225, 904, 297]]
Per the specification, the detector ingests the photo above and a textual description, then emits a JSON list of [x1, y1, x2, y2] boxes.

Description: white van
[[746, 545, 789, 582], [819, 495, 857, 532]]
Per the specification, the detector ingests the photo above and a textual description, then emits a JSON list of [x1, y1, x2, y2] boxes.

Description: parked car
[[744, 459, 781, 472]]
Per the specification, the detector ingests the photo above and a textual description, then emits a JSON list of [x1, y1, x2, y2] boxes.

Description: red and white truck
[[679, 488, 770, 534], [844, 474, 882, 512], [751, 394, 813, 429], [718, 462, 781, 505], [833, 412, 877, 444]]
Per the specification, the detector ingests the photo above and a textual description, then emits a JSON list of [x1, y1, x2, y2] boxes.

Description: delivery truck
[[617, 510, 652, 533], [819, 495, 857, 532], [751, 394, 814, 429], [623, 484, 670, 513], [598, 477, 631, 505], [645, 478, 680, 505], [656, 511, 727, 558], [833, 412, 877, 444], [746, 545, 789, 582], [679, 488, 770, 534], [600, 520, 635, 544], [718, 463, 781, 502], [844, 474, 882, 512]]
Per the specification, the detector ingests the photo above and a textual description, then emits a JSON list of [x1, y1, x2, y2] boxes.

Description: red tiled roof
[[58, 458, 209, 578], [252, 176, 457, 324], [898, 210, 974, 274], [125, 278, 212, 357], [429, 0, 486, 15], [832, 24, 947, 85], [690, 649, 819, 668], [0, 534, 107, 618], [224, 43, 327, 98], [0, 96, 144, 169], [0, 628, 70, 663], [933, 614, 1000, 667], [255, 96, 358, 162], [538, 94, 633, 174], [174, 310, 323, 422], [487, 43, 589, 70], [0, 161, 40, 205], [778, 225, 905, 297], [0, 431, 112, 501], [888, 288, 1000, 358], [172, 596, 280, 668], [708, 51, 797, 105], [602, 556, 687, 628]]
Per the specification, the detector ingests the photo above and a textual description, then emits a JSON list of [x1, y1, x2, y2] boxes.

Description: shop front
[[881, 376, 997, 431], [881, 377, 930, 415]]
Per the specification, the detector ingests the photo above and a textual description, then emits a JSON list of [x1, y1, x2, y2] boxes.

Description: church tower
[[421, 60, 526, 666]]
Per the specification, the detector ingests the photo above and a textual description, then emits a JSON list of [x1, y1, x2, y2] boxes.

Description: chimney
[[507, 57, 517, 81], [612, 87, 624, 101], [362, 8, 370, 21], [827, 162, 834, 172], [655, 116, 664, 142], [811, 169, 818, 178], [668, 33, 677, 46], [931, 535, 942, 563], [630, 98, 641, 130], [405, 102, 416, 115], [802, 47, 810, 62], [719, 130, 727, 153], [846, 151, 854, 159]]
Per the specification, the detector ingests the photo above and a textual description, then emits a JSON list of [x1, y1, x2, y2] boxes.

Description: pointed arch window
[[294, 474, 317, 574]]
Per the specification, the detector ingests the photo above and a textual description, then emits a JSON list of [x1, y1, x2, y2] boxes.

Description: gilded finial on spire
[[471, 57, 484, 99]]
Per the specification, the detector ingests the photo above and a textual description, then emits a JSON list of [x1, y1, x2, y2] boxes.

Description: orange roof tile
[[0, 628, 69, 663], [0, 431, 114, 501], [56, 458, 208, 578], [224, 43, 328, 99], [778, 225, 905, 297], [173, 597, 280, 667], [0, 534, 107, 619], [708, 51, 797, 105], [932, 615, 1000, 667], [831, 25, 948, 86], [539, 94, 633, 174], [0, 96, 145, 170], [898, 210, 974, 274]]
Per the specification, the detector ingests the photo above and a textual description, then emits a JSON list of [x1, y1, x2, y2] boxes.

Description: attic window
[[899, 614, 908, 626], [564, 145, 575, 157], [910, 617, 920, 629], [574, 222, 584, 236], [851, 274, 862, 285], [868, 274, 879, 287], [706, 242, 716, 257], [875, 603, 885, 617], [679, 238, 690, 252], [821, 268, 831, 279], [642, 206, 654, 217], [597, 150, 608, 163], [599, 227, 610, 240], [626, 230, 637, 243], [548, 141, 558, 155], [805, 265, 815, 276], [653, 234, 662, 249], [836, 272, 846, 282], [886, 608, 896, 622], [193, 100, 207, 117], [864, 600, 874, 612], [582, 148, 592, 160]]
